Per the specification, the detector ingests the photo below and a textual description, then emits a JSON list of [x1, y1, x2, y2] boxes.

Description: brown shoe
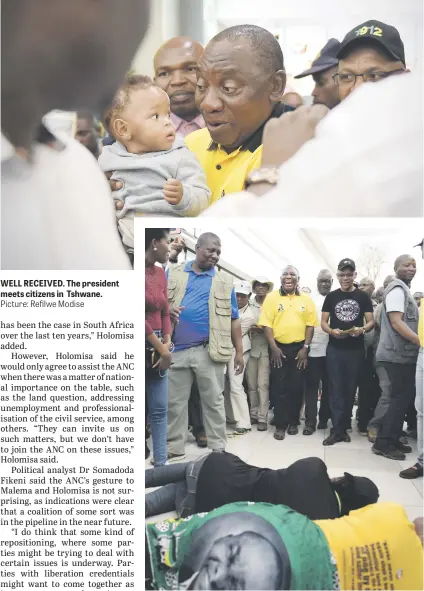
[[257, 422, 267, 432], [274, 428, 286, 440], [195, 433, 207, 448], [367, 428, 377, 443]]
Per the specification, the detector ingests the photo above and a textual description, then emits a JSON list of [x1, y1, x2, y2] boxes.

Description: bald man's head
[[317, 269, 333, 296], [154, 36, 204, 120], [394, 254, 416, 286]]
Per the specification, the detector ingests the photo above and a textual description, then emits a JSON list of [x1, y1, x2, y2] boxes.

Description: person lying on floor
[[145, 452, 378, 520], [145, 502, 423, 591]]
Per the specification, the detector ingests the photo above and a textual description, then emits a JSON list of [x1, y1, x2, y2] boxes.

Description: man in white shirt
[[246, 276, 274, 431], [1, 0, 150, 270], [224, 281, 256, 436], [201, 72, 422, 218], [304, 270, 333, 434], [373, 255, 420, 460]]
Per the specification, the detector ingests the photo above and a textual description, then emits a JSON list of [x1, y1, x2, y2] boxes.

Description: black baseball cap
[[338, 20, 406, 66], [295, 38, 341, 79], [338, 258, 356, 271], [414, 239, 424, 259]]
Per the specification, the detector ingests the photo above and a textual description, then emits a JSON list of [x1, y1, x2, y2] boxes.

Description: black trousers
[[375, 362, 416, 449], [326, 343, 364, 436], [271, 342, 305, 429], [305, 356, 330, 429], [357, 346, 381, 432]]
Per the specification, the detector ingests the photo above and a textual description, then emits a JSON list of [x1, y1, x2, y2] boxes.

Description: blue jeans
[[416, 348, 423, 467], [145, 463, 190, 517], [146, 374, 168, 467]]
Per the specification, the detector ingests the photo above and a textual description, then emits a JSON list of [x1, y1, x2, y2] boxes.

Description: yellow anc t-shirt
[[184, 103, 293, 204], [185, 127, 262, 204], [258, 290, 319, 344], [315, 503, 423, 590]]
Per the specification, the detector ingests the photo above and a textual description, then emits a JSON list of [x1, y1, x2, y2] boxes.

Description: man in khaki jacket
[[167, 233, 243, 461], [246, 276, 274, 431]]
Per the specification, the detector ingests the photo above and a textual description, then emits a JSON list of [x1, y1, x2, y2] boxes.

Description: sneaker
[[257, 422, 268, 432], [396, 442, 412, 454], [399, 463, 423, 479], [167, 452, 186, 463], [317, 421, 327, 430], [287, 425, 298, 435], [372, 445, 405, 461], [323, 432, 345, 446], [274, 428, 286, 441], [233, 427, 251, 435]]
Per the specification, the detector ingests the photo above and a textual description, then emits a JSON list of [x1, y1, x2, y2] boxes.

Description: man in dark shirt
[[321, 258, 374, 445], [145, 452, 378, 521]]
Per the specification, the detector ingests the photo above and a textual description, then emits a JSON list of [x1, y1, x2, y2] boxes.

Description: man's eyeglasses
[[332, 68, 405, 88]]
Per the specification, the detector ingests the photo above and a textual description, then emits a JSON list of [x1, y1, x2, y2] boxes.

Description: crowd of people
[[145, 228, 424, 590], [146, 229, 423, 477], [100, 18, 420, 244], [3, 3, 421, 269]]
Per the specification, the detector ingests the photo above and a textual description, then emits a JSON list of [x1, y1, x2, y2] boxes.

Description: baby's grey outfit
[[98, 135, 210, 218]]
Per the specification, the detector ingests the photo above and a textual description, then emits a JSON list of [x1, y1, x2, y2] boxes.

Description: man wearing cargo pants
[[167, 233, 243, 462], [224, 281, 256, 435], [246, 277, 274, 431]]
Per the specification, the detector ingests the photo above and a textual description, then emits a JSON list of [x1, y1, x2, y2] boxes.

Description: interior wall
[[207, 0, 423, 93], [131, 0, 180, 77]]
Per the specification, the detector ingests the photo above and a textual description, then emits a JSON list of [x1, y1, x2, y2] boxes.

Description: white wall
[[206, 0, 422, 93], [131, 0, 180, 77]]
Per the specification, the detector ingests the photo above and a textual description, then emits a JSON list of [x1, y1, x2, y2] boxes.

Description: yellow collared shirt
[[185, 128, 262, 204], [258, 290, 319, 344], [315, 503, 423, 590]]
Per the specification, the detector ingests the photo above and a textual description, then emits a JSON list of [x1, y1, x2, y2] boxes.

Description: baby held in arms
[[99, 75, 210, 249]]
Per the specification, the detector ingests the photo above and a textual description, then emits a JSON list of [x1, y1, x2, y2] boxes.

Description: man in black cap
[[294, 38, 341, 109], [321, 259, 374, 445], [334, 20, 408, 101]]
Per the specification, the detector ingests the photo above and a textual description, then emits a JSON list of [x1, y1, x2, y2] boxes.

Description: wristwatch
[[245, 167, 279, 190], [303, 344, 311, 351]]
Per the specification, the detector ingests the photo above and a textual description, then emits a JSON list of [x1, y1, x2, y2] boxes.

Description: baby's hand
[[164, 179, 183, 205]]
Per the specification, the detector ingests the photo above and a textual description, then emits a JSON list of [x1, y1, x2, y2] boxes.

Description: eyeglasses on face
[[332, 68, 405, 87]]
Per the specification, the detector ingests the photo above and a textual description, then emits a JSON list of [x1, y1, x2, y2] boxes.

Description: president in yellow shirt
[[259, 265, 318, 440], [185, 24, 294, 204]]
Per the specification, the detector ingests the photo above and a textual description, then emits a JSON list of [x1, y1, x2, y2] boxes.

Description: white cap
[[234, 280, 252, 295], [251, 276, 274, 292]]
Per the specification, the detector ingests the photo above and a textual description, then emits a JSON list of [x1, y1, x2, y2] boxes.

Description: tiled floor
[[145, 413, 423, 523]]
